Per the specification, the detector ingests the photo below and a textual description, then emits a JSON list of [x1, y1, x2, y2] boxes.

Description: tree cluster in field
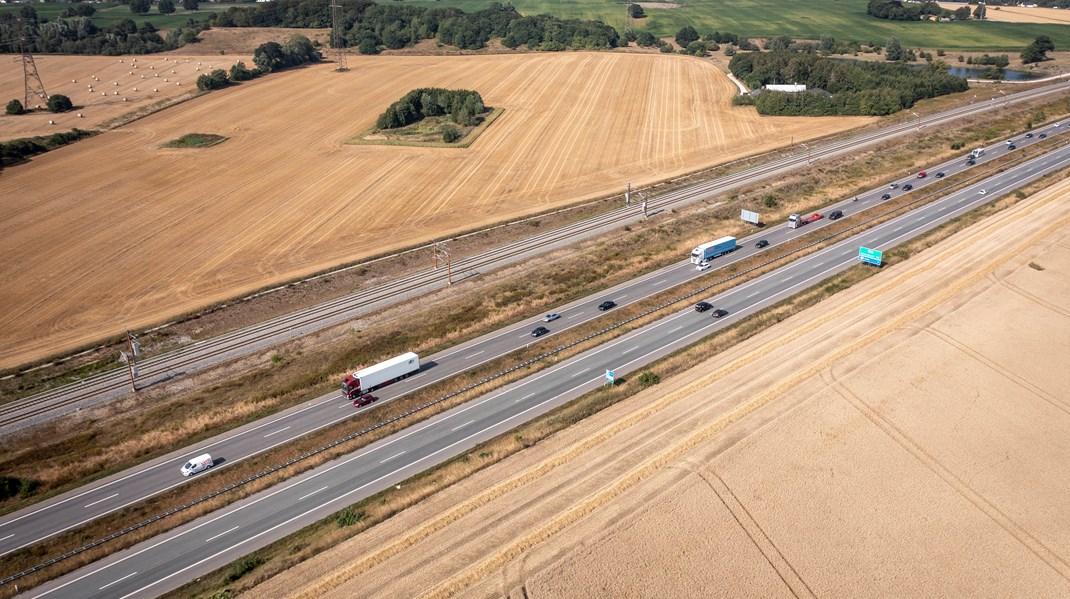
[[375, 88, 485, 132], [867, 0, 979, 21], [195, 35, 317, 92], [0, 129, 96, 168], [964, 0, 1069, 6], [628, 4, 645, 19], [213, 0, 619, 53], [730, 51, 968, 116], [0, 5, 208, 55], [969, 54, 1009, 68]]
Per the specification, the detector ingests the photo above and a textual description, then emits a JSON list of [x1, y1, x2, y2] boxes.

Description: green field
[[405, 0, 1070, 51], [0, 2, 242, 29]]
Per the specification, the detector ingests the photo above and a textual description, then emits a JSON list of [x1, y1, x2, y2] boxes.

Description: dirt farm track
[[0, 52, 869, 369]]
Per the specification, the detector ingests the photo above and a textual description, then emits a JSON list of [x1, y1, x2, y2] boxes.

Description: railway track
[[3, 82, 1066, 430]]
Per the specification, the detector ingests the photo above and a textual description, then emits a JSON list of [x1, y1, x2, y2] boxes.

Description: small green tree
[[441, 125, 461, 143], [885, 37, 903, 61], [47, 94, 72, 113], [129, 0, 150, 15], [675, 25, 699, 47], [636, 371, 660, 387], [973, 4, 985, 19], [724, 45, 736, 57], [158, 0, 175, 14], [6, 99, 25, 115], [627, 3, 645, 18], [1022, 35, 1055, 64], [229, 61, 256, 81], [763, 194, 778, 208], [768, 35, 793, 52], [182, 0, 199, 9], [635, 31, 656, 47]]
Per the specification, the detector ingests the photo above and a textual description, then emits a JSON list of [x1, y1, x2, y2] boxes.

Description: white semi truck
[[341, 352, 420, 400]]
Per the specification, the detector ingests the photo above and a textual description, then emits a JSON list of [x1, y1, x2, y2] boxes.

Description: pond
[[945, 65, 1042, 81]]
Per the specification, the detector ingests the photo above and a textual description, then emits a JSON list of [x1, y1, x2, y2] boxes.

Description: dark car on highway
[[1026, 133, 1034, 138], [694, 301, 713, 313], [712, 309, 728, 318], [902, 183, 913, 191], [353, 393, 378, 407], [1007, 144, 1016, 150], [881, 193, 892, 200], [598, 300, 616, 311], [828, 210, 843, 220], [935, 172, 945, 178], [966, 159, 976, 166], [1040, 133, 1048, 139], [531, 326, 550, 337], [755, 239, 769, 249]]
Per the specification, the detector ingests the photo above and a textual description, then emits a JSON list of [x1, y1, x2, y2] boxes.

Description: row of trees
[[0, 7, 206, 55], [375, 88, 486, 130], [130, 0, 201, 15], [730, 51, 968, 116], [213, 0, 620, 53], [867, 0, 982, 21], [196, 35, 319, 91]]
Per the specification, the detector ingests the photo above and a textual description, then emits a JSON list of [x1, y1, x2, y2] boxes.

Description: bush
[[659, 43, 674, 53], [441, 125, 461, 143], [675, 25, 699, 47], [627, 3, 645, 18], [129, 0, 150, 14], [182, 0, 199, 9], [196, 69, 230, 91], [336, 506, 366, 527], [724, 46, 736, 57], [6, 99, 24, 115], [158, 0, 175, 15], [226, 555, 264, 582], [229, 61, 258, 82], [636, 371, 660, 387], [47, 94, 72, 113], [376, 88, 485, 130], [635, 31, 657, 47], [763, 194, 778, 208]]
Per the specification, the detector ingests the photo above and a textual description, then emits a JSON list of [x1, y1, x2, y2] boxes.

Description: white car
[[543, 313, 560, 322], [696, 261, 711, 271], [1056, 122, 1062, 128], [979, 189, 988, 195]]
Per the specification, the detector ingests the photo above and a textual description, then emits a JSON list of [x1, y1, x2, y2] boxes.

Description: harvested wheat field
[[939, 2, 1070, 24], [0, 52, 870, 368], [251, 179, 1070, 599], [0, 54, 251, 142]]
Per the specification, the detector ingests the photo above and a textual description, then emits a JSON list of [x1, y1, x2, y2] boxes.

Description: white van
[[180, 454, 214, 477]]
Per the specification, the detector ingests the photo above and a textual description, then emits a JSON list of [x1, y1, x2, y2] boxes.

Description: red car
[[353, 393, 378, 407], [802, 213, 823, 224]]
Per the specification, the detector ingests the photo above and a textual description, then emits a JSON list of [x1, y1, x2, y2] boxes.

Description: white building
[[765, 84, 807, 93]]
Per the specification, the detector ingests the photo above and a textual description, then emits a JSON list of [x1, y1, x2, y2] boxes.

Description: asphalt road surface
[[5, 82, 1068, 431], [1, 124, 1066, 563], [21, 134, 1070, 599]]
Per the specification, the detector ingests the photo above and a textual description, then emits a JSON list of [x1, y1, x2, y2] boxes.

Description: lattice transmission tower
[[330, 1, 348, 71], [18, 20, 49, 108]]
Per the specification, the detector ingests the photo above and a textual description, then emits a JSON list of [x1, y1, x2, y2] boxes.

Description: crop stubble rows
[[0, 52, 869, 369]]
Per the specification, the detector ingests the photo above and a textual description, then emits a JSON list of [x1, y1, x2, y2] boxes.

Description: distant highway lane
[[1, 123, 1066, 564], [4, 80, 1068, 430], [23, 132, 1070, 599]]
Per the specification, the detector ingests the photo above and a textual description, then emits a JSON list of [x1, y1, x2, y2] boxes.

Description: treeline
[[730, 51, 968, 116], [376, 88, 485, 130], [213, 0, 619, 53], [1, 129, 98, 168], [197, 35, 319, 91], [867, 0, 978, 21], [0, 6, 207, 55]]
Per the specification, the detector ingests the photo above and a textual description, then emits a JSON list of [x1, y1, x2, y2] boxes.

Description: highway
[[1, 123, 1066, 567], [20, 133, 1070, 598], [4, 80, 1068, 431]]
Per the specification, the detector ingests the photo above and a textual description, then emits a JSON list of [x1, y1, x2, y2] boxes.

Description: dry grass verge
[[165, 165, 1070, 599], [3, 124, 1067, 596]]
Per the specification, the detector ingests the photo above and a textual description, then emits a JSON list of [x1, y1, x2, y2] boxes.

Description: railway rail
[[2, 81, 1066, 431]]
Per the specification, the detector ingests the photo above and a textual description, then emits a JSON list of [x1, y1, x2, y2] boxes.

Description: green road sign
[[859, 246, 883, 266]]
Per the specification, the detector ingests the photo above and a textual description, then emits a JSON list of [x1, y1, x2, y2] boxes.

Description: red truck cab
[[341, 375, 362, 400], [917, 171, 927, 178]]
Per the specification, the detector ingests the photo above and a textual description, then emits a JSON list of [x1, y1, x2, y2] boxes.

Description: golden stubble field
[[0, 52, 871, 368], [939, 2, 1070, 24], [251, 179, 1070, 598]]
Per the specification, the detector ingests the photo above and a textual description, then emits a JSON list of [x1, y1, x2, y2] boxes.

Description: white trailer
[[342, 352, 420, 399]]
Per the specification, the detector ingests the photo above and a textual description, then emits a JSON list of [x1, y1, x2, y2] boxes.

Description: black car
[[1026, 133, 1034, 138], [966, 159, 976, 166], [597, 300, 616, 311], [755, 239, 769, 249], [694, 301, 713, 313], [828, 210, 843, 220], [1039, 133, 1048, 139], [712, 309, 728, 318], [1007, 144, 1016, 150], [531, 326, 550, 338], [902, 184, 913, 191], [935, 172, 945, 178], [881, 193, 892, 200]]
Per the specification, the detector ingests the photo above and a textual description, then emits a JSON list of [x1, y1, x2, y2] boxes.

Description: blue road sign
[[605, 370, 615, 384], [859, 246, 883, 266]]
